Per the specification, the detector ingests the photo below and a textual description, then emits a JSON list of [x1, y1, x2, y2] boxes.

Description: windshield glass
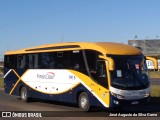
[[109, 54, 150, 90]]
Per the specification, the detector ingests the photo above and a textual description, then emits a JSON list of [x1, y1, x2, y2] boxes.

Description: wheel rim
[[80, 96, 88, 108], [21, 90, 26, 100]]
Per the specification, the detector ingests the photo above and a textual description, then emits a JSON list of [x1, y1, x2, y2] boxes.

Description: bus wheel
[[78, 92, 90, 112], [20, 87, 29, 102]]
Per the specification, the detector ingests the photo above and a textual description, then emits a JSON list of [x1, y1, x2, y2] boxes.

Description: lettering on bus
[[37, 72, 55, 79], [69, 75, 76, 80]]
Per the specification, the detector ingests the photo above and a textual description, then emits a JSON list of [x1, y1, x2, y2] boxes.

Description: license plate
[[131, 101, 139, 105]]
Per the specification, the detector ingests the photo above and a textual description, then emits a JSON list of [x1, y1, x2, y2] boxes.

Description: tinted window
[[55, 51, 69, 69], [69, 50, 87, 74], [38, 53, 55, 69], [28, 54, 39, 69], [85, 50, 108, 88], [109, 55, 149, 90], [17, 55, 27, 69], [4, 55, 17, 69]]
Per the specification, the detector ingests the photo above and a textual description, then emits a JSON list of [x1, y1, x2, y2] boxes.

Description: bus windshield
[[109, 54, 149, 90]]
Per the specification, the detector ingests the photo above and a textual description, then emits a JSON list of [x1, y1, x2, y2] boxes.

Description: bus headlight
[[144, 93, 150, 97], [111, 92, 125, 99]]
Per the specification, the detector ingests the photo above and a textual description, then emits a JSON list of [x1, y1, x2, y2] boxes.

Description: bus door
[[93, 60, 110, 106], [95, 60, 109, 88]]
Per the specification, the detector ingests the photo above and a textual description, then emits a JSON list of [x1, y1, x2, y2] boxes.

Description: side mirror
[[99, 55, 115, 71]]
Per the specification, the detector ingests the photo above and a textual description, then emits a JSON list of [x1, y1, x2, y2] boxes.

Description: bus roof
[[5, 42, 142, 55]]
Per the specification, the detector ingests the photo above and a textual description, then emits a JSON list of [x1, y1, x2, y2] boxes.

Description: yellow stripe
[[9, 78, 21, 95], [9, 70, 29, 95], [69, 70, 110, 107], [13, 69, 21, 78]]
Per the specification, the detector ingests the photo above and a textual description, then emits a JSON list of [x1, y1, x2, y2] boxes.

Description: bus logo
[[37, 72, 55, 79]]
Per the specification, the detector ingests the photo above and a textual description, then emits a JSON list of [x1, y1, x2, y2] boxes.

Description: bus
[[146, 60, 154, 70], [4, 42, 150, 111], [146, 57, 158, 71]]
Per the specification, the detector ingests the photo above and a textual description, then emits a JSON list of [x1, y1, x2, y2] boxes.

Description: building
[[0, 55, 4, 68], [0, 60, 3, 68], [128, 39, 160, 57]]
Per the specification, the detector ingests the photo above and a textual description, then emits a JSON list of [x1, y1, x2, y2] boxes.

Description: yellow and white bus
[[4, 42, 150, 111], [146, 56, 158, 71]]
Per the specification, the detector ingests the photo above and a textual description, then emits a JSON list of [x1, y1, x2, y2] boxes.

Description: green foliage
[[151, 85, 160, 97], [149, 71, 160, 78], [0, 67, 3, 73], [0, 77, 3, 88]]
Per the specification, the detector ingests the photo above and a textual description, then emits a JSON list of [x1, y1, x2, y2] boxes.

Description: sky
[[0, 0, 160, 56]]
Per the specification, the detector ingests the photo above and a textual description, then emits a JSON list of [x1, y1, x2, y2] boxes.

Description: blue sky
[[0, 0, 160, 55]]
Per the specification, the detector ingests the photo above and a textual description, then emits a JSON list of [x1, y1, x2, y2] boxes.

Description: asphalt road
[[0, 89, 160, 120], [0, 78, 159, 120]]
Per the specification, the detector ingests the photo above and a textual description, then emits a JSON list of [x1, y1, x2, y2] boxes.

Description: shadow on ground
[[17, 97, 160, 113]]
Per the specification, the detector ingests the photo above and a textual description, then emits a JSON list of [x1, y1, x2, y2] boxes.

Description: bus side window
[[55, 52, 69, 69], [69, 50, 87, 74], [29, 54, 33, 68], [4, 55, 17, 69], [85, 50, 108, 88], [4, 56, 10, 68], [39, 53, 50, 68], [97, 61, 107, 77], [98, 61, 108, 88], [17, 55, 26, 69], [16, 54, 30, 69], [28, 54, 39, 69], [38, 52, 56, 69]]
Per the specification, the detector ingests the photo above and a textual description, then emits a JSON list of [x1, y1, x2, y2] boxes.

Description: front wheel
[[20, 87, 30, 102], [78, 92, 90, 112]]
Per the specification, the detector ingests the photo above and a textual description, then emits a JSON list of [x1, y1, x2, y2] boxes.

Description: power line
[[0, 0, 104, 29]]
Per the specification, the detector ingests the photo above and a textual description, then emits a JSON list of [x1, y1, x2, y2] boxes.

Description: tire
[[20, 87, 30, 102], [78, 92, 90, 112]]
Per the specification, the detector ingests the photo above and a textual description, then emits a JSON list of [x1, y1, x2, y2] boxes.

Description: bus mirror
[[99, 55, 115, 71], [146, 56, 158, 70]]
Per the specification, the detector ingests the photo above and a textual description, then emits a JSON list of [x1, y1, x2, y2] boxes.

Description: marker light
[[144, 93, 150, 97]]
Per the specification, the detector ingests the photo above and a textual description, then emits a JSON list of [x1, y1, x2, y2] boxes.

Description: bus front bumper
[[110, 95, 150, 108]]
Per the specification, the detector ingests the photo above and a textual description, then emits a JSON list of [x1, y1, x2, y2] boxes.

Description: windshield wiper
[[127, 60, 136, 88]]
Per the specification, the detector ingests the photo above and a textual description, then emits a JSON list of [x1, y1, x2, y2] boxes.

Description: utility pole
[[61, 35, 64, 42]]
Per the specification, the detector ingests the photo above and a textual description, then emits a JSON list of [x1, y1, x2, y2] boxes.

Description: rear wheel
[[78, 92, 90, 112], [20, 87, 30, 102]]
